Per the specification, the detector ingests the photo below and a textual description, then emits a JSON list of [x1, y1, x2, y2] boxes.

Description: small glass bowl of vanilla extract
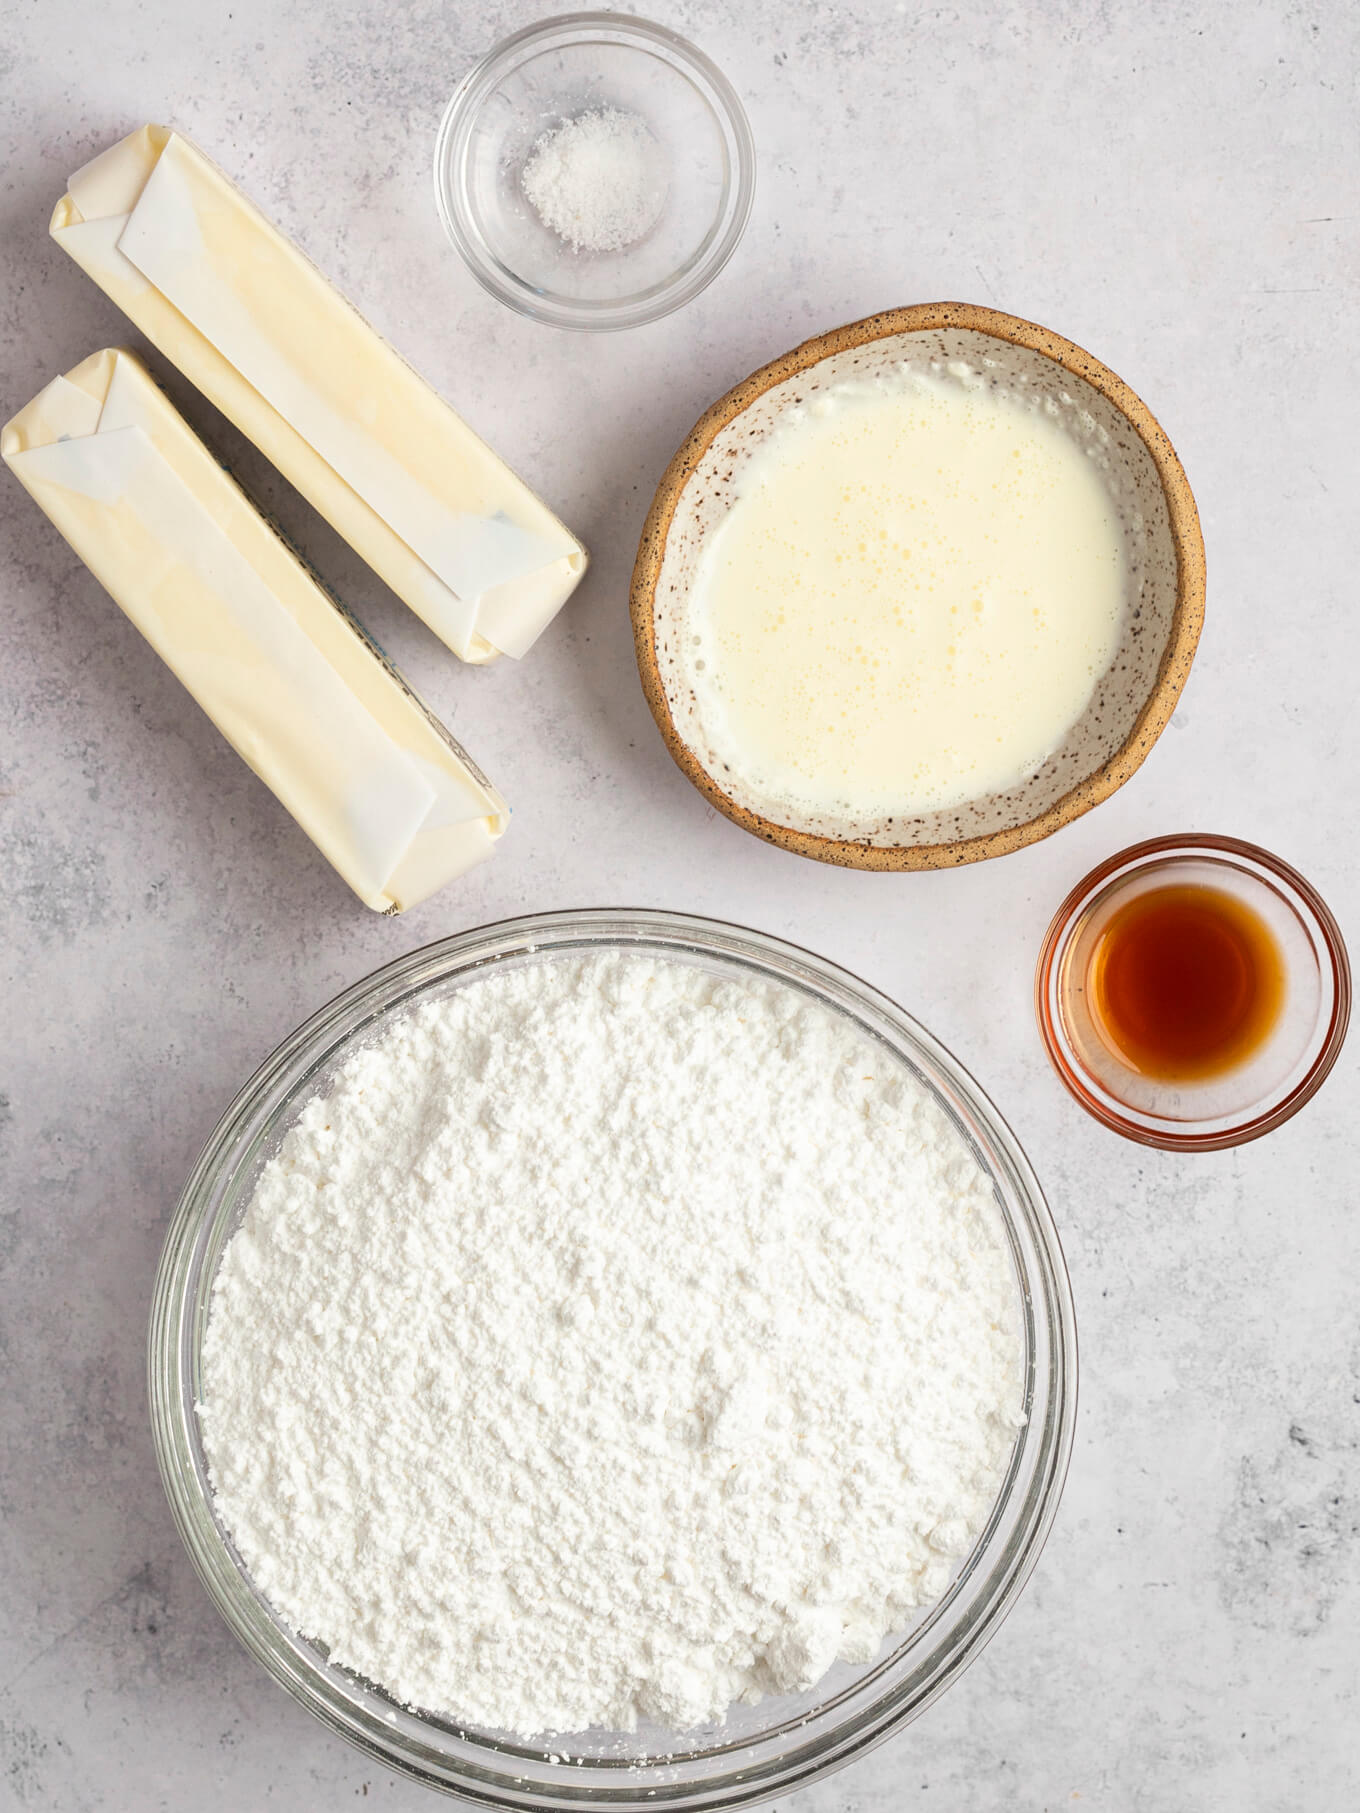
[[1036, 835, 1350, 1149]]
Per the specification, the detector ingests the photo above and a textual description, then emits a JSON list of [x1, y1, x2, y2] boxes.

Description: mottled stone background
[[1, 1, 1356, 1808]]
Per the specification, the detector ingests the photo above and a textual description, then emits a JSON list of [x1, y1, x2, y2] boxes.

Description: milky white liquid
[[685, 374, 1131, 819]]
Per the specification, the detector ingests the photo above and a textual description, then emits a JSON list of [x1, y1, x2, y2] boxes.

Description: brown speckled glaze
[[630, 303, 1206, 870]]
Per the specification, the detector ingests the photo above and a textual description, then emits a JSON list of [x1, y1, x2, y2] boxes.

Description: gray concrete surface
[[1, 2, 1356, 1807]]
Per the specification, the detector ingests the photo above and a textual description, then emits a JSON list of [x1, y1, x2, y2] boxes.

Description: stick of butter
[[3, 349, 509, 914], [50, 125, 588, 664]]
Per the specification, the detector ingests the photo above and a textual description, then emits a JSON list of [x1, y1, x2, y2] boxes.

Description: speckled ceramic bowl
[[630, 303, 1206, 870]]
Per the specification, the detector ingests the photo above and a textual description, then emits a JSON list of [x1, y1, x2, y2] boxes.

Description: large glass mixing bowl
[[149, 909, 1077, 1807]]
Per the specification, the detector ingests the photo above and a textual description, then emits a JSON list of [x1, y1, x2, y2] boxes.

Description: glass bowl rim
[[149, 906, 1077, 1808], [432, 10, 757, 331], [1035, 833, 1352, 1151]]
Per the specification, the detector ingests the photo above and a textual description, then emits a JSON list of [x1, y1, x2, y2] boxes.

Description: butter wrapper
[[3, 349, 509, 913], [51, 125, 587, 663]]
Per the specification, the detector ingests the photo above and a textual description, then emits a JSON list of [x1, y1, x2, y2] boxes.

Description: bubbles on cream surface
[[681, 365, 1133, 821]]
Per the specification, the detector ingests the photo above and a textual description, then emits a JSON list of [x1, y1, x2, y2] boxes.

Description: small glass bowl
[[150, 909, 1076, 1808], [1036, 835, 1351, 1150], [434, 12, 756, 330]]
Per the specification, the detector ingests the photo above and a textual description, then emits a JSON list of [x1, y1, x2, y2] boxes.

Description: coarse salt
[[521, 106, 667, 253]]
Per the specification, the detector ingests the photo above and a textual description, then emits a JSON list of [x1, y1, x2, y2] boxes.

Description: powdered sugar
[[521, 107, 667, 252], [199, 951, 1022, 1737]]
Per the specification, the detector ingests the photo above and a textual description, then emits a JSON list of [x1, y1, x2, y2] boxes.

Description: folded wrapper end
[[3, 346, 509, 914], [51, 123, 169, 233], [49, 124, 589, 665]]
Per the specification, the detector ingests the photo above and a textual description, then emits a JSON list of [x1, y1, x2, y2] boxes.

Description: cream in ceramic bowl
[[631, 303, 1206, 870]]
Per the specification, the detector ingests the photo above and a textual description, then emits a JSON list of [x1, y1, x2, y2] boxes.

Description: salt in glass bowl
[[434, 13, 756, 330], [1036, 835, 1351, 1150], [149, 909, 1076, 1808]]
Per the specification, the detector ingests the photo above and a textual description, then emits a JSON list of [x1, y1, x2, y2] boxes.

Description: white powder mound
[[199, 952, 1023, 1738], [521, 106, 667, 253]]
